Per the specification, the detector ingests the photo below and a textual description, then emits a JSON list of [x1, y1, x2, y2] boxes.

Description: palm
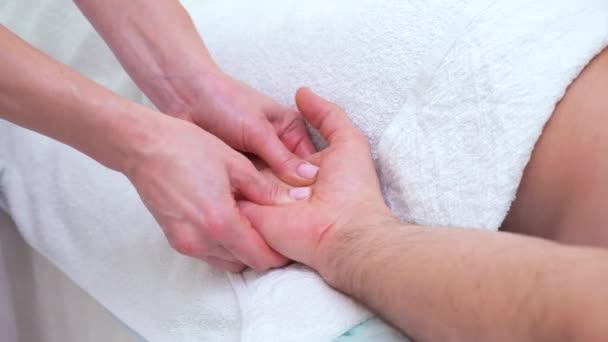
[[241, 88, 387, 267]]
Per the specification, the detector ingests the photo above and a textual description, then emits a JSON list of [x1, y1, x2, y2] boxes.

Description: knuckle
[[228, 155, 252, 178], [252, 182, 280, 205], [319, 105, 337, 122], [275, 155, 297, 175], [171, 233, 203, 257], [265, 182, 283, 203], [245, 117, 268, 135], [203, 211, 233, 240], [282, 114, 306, 135], [323, 101, 344, 117], [280, 115, 311, 150], [242, 117, 272, 151], [353, 131, 370, 146]]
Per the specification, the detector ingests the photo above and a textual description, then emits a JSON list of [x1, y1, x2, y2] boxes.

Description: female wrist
[[103, 104, 166, 176], [146, 58, 224, 118]]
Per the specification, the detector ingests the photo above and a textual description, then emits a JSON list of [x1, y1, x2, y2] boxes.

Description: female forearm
[[75, 0, 320, 186], [74, 0, 217, 115], [318, 220, 608, 341], [0, 25, 153, 171]]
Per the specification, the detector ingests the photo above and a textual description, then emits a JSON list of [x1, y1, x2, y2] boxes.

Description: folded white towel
[[1, 0, 607, 341], [377, 1, 608, 230]]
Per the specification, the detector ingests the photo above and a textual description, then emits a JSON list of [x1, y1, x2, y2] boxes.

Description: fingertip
[[294, 87, 354, 144], [275, 155, 318, 186], [295, 87, 318, 104], [252, 133, 314, 186], [296, 162, 319, 180], [295, 87, 317, 115], [295, 86, 310, 99]]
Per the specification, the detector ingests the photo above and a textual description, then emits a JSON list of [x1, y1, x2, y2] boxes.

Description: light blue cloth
[[335, 317, 410, 342]]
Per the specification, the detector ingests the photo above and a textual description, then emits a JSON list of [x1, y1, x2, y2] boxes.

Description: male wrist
[[313, 209, 399, 289]]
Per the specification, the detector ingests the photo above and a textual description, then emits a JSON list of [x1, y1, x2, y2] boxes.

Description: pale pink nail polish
[[289, 187, 312, 200], [297, 163, 320, 179]]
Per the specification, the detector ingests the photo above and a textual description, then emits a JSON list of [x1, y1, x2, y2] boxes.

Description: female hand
[[165, 71, 319, 186], [124, 113, 310, 272], [75, 0, 318, 186]]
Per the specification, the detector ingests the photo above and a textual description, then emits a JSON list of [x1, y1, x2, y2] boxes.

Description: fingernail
[[289, 187, 312, 200], [297, 163, 320, 179]]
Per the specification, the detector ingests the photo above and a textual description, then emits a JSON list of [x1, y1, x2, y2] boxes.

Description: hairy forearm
[[317, 219, 608, 341], [0, 25, 155, 171], [75, 0, 217, 115]]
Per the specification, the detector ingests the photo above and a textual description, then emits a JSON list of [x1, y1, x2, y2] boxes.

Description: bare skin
[[74, 0, 317, 183], [0, 26, 311, 272], [502, 48, 608, 246], [242, 88, 608, 342], [2, 0, 319, 272], [74, 0, 319, 271]]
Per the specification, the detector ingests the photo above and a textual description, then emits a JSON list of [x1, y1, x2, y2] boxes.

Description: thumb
[[295, 87, 356, 144], [239, 200, 315, 265], [238, 200, 289, 246], [248, 123, 320, 186], [231, 162, 312, 205]]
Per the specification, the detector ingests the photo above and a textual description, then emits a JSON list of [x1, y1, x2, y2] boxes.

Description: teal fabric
[[335, 317, 410, 342]]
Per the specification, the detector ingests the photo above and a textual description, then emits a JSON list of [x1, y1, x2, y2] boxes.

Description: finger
[[305, 153, 322, 167], [238, 201, 301, 262], [201, 202, 288, 271], [208, 245, 242, 263], [278, 114, 317, 158], [223, 206, 290, 271], [230, 228, 290, 271], [231, 160, 312, 205], [295, 88, 357, 144], [247, 155, 267, 171], [238, 201, 283, 238], [249, 122, 319, 186], [167, 227, 242, 264], [294, 140, 317, 159], [201, 256, 246, 273]]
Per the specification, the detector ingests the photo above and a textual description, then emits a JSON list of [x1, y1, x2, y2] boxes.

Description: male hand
[[169, 71, 319, 186], [239, 88, 393, 269], [124, 113, 311, 272]]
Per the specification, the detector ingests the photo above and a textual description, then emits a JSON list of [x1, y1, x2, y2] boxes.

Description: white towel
[[377, 1, 608, 229], [1, 0, 607, 341]]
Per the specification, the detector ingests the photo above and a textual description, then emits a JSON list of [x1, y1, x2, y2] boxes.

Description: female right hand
[[123, 113, 309, 272]]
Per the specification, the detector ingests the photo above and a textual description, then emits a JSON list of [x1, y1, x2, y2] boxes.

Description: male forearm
[[75, 0, 217, 115], [0, 25, 155, 171], [317, 219, 608, 341]]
